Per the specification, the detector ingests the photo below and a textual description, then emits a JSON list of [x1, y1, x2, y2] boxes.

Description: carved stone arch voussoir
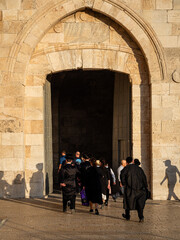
[[7, 0, 166, 83]]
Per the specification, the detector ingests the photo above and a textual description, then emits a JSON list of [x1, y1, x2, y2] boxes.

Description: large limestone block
[[24, 107, 43, 121], [172, 107, 180, 120], [4, 97, 23, 108], [0, 146, 13, 158], [0, 107, 21, 120], [25, 134, 43, 145], [6, 0, 21, 9], [25, 97, 43, 109], [27, 63, 51, 75], [0, 0, 7, 9], [142, 0, 155, 10], [152, 95, 162, 108], [93, 0, 103, 10], [19, 42, 33, 56], [174, 0, 180, 9], [172, 23, 180, 36], [151, 22, 172, 36], [152, 107, 173, 121], [121, 0, 143, 11], [2, 133, 23, 146], [156, 0, 173, 9], [3, 158, 23, 171], [142, 10, 167, 23], [0, 119, 23, 133], [16, 52, 31, 64], [64, 22, 109, 43], [47, 52, 62, 72], [13, 146, 24, 158], [18, 10, 36, 20], [41, 32, 64, 43], [151, 83, 170, 95], [170, 82, 180, 95], [82, 49, 93, 69], [25, 86, 43, 97], [152, 133, 180, 147], [162, 120, 180, 133], [162, 95, 179, 108], [159, 36, 178, 48], [152, 121, 162, 133], [21, 0, 36, 10], [30, 146, 44, 158], [2, 10, 17, 20], [2, 21, 25, 34], [168, 10, 180, 22]]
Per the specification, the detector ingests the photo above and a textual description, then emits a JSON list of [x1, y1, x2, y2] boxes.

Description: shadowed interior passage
[[51, 70, 115, 189]]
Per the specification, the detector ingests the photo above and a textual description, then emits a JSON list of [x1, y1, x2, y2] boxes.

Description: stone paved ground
[[0, 194, 180, 240]]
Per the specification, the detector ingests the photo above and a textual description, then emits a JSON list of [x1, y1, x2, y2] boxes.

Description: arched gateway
[[6, 0, 167, 199]]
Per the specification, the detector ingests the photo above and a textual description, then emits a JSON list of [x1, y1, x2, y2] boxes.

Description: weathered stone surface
[[142, 10, 168, 23], [142, 0, 155, 10], [0, 120, 23, 133], [25, 86, 43, 97], [2, 10, 18, 20], [1, 133, 23, 146], [18, 10, 36, 20], [159, 35, 178, 48], [5, 0, 21, 9], [156, 0, 173, 9], [21, 0, 36, 10], [64, 22, 109, 43], [174, 0, 180, 9], [151, 22, 172, 36], [25, 134, 43, 145], [168, 10, 180, 22]]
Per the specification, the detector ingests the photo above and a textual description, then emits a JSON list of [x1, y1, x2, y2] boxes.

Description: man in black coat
[[80, 154, 91, 189], [59, 154, 80, 213], [121, 157, 148, 222]]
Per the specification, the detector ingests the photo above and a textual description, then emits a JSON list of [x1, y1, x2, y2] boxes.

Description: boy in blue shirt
[[58, 150, 66, 172]]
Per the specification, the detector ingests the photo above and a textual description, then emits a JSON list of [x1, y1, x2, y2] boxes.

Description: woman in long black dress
[[85, 158, 103, 215]]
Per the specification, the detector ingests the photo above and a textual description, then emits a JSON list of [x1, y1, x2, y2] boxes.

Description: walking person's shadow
[[0, 171, 11, 198], [160, 160, 180, 200], [30, 163, 44, 198]]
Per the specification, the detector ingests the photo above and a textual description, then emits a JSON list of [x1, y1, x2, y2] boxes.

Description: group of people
[[58, 151, 148, 222]]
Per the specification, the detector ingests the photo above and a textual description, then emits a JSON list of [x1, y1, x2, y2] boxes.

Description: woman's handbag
[[80, 189, 89, 206]]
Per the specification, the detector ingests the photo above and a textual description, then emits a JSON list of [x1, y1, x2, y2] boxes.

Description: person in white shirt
[[117, 160, 127, 194]]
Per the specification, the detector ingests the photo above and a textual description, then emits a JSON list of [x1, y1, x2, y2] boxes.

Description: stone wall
[[0, 0, 179, 200]]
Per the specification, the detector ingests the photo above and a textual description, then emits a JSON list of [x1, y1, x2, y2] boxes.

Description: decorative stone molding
[[6, 0, 166, 83], [172, 68, 180, 83]]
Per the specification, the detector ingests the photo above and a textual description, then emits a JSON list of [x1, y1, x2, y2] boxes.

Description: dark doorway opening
[[50, 70, 115, 190]]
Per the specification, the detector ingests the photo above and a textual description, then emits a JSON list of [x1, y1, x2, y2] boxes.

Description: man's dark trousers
[[63, 195, 76, 211]]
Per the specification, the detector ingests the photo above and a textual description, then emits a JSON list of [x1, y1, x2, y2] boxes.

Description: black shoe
[[89, 209, 93, 213], [95, 209, 99, 215], [122, 213, 130, 220], [63, 208, 67, 213], [105, 201, 108, 206], [139, 217, 144, 223]]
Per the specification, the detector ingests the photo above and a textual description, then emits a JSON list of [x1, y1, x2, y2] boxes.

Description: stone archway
[[7, 0, 166, 82], [23, 8, 150, 197]]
